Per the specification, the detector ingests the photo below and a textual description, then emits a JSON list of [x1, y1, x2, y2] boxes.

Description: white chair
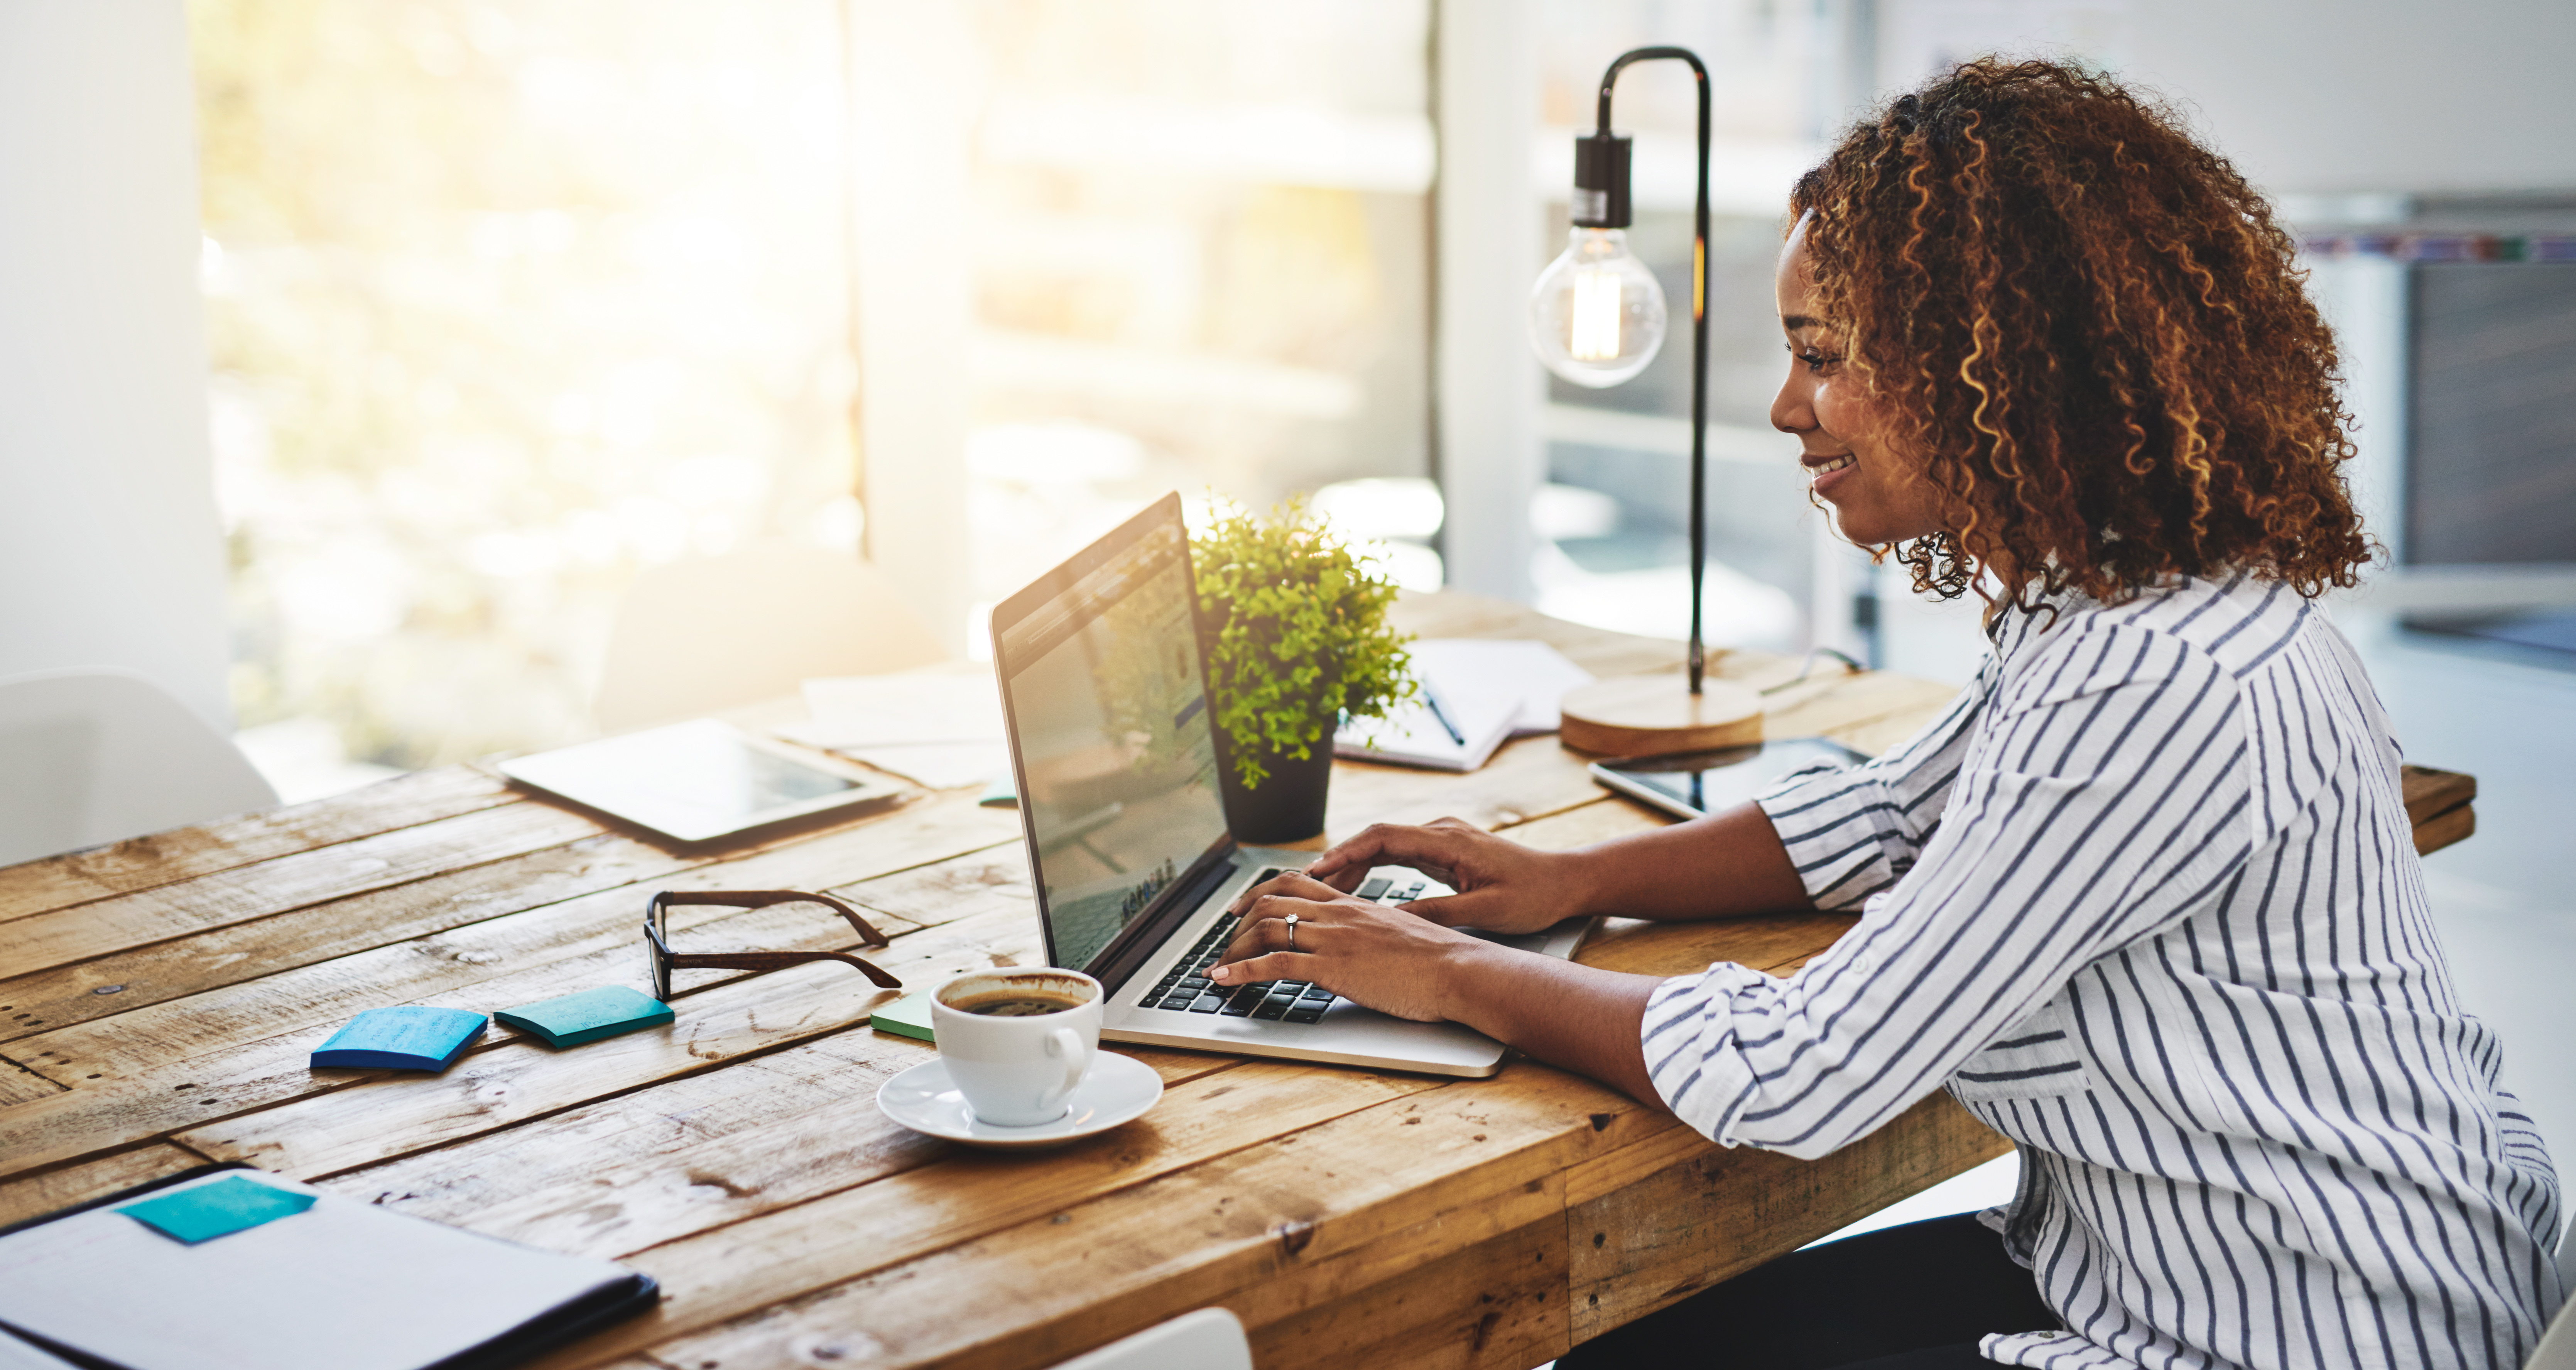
[[1047, 1307, 1252, 1370], [0, 667, 279, 866], [591, 545, 948, 734], [2530, 1289, 2576, 1370]]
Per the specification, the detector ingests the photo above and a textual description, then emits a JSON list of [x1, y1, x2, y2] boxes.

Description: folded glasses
[[643, 889, 905, 1003]]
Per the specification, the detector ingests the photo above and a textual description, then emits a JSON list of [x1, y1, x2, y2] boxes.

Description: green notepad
[[118, 1175, 316, 1245], [493, 986, 674, 1049], [869, 990, 936, 1042]]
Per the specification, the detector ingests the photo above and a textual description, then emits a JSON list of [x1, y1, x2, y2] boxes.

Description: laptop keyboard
[[1140, 869, 1429, 1023]]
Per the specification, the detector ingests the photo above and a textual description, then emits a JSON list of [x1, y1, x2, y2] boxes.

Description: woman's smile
[[1804, 452, 1858, 488]]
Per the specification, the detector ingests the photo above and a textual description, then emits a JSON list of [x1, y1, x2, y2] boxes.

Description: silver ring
[[1283, 913, 1300, 952]]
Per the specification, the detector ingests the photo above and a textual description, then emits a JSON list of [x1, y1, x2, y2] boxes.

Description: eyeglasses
[[643, 889, 905, 1003]]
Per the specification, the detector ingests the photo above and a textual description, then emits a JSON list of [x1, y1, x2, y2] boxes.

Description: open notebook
[[0, 1167, 654, 1370]]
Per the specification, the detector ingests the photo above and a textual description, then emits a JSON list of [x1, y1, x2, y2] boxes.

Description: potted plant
[[1190, 497, 1415, 844]]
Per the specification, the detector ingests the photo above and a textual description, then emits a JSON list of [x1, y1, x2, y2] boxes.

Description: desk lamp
[[1528, 46, 1763, 756]]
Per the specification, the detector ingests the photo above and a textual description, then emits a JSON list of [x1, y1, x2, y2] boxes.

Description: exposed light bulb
[[1527, 228, 1666, 387]]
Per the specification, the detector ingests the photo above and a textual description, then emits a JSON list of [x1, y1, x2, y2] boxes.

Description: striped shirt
[[1642, 573, 2565, 1369]]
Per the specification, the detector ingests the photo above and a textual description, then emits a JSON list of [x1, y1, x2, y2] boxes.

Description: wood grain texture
[[2401, 764, 2476, 826], [0, 797, 1016, 1181], [0, 1056, 63, 1105], [2414, 802, 2476, 856], [0, 830, 692, 1042], [0, 767, 519, 925], [526, 1062, 1470, 1368], [0, 801, 605, 978], [0, 589, 2489, 1370], [325, 1031, 1226, 1258], [171, 903, 1041, 1179], [0, 1143, 210, 1228], [1567, 1092, 2012, 1345], [596, 1066, 1649, 1370]]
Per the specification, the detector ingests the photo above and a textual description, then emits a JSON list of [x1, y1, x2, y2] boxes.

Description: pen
[[1420, 682, 1468, 746]]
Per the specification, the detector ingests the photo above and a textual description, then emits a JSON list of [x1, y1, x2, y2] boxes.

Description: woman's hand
[[1300, 817, 1594, 936], [1207, 872, 1491, 1022], [1208, 868, 1667, 1105]]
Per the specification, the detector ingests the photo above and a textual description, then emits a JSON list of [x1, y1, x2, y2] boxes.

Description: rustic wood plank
[[2, 800, 607, 978], [0, 830, 690, 1043], [323, 1033, 1236, 1262], [0, 1143, 210, 1228], [1325, 733, 1618, 838], [1578, 912, 1862, 981], [2401, 763, 2476, 828], [2415, 802, 2476, 856], [0, 798, 1019, 1181], [0, 1055, 62, 1104], [1566, 1092, 2011, 1345], [537, 1064, 1468, 1368], [5, 793, 1006, 1089], [171, 903, 1051, 1179], [831, 843, 1030, 931], [1245, 1214, 1569, 1370], [595, 1065, 1653, 1370], [0, 766, 518, 925]]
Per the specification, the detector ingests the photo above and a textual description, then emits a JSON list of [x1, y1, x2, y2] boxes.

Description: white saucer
[[876, 1051, 1163, 1150]]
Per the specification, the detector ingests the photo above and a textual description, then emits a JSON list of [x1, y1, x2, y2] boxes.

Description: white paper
[[1336, 673, 1521, 772], [1404, 639, 1595, 734], [785, 664, 1005, 748], [0, 1171, 636, 1370], [777, 663, 1012, 788]]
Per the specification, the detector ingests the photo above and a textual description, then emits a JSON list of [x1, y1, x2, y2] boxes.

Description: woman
[[1211, 59, 2563, 1369]]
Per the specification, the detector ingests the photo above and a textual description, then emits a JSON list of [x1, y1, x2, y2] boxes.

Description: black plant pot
[[1217, 737, 1334, 846]]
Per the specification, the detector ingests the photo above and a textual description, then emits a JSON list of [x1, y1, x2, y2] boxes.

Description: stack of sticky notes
[[309, 1006, 486, 1071], [308, 987, 676, 1074], [493, 986, 674, 1048]]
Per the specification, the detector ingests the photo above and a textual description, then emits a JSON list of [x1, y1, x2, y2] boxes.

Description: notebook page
[[0, 1172, 634, 1370]]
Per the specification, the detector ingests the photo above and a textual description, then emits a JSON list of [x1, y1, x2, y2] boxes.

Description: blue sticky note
[[492, 986, 674, 1048], [309, 1006, 487, 1071], [118, 1175, 316, 1245]]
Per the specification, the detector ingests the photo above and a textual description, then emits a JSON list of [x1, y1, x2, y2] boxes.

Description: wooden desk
[[0, 592, 2478, 1370]]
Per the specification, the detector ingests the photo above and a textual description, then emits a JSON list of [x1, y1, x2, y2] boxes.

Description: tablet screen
[[1593, 736, 1868, 819]]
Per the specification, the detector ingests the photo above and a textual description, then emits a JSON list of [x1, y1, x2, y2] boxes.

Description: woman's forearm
[[1563, 801, 1814, 923], [1438, 941, 1665, 1104]]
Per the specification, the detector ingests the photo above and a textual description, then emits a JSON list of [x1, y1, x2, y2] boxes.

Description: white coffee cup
[[931, 969, 1103, 1126]]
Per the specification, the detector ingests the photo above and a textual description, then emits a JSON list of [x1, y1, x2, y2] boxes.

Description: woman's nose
[[1771, 370, 1814, 436]]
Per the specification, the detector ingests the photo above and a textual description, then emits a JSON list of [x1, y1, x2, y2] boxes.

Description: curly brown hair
[[1791, 58, 2372, 609]]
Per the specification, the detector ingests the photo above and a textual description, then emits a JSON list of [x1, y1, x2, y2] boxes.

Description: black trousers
[[1556, 1213, 2060, 1370]]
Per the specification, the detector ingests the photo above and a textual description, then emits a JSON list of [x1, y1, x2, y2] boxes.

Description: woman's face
[[1770, 213, 1944, 548]]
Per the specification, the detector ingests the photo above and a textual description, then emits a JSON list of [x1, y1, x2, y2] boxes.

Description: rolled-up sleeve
[[1753, 652, 1995, 910], [1645, 624, 2256, 1158]]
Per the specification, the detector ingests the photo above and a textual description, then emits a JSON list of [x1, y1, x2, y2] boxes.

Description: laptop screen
[[993, 499, 1230, 973]]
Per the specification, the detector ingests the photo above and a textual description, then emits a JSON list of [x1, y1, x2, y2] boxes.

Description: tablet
[[1588, 736, 1870, 822], [499, 719, 903, 843]]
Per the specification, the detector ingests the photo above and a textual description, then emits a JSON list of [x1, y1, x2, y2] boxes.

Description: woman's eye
[[1788, 345, 1838, 374]]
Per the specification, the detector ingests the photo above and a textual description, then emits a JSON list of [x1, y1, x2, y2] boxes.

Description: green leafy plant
[[1191, 496, 1415, 789]]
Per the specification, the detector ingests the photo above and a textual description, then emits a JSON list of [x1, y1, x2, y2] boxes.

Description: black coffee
[[958, 996, 1081, 1017]]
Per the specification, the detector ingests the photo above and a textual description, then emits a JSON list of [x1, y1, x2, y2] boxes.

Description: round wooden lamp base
[[1559, 674, 1764, 758]]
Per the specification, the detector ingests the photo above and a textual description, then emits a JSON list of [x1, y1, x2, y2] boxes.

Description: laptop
[[990, 494, 1591, 1079]]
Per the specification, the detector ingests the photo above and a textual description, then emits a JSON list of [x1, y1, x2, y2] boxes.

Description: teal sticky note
[[492, 986, 674, 1048], [309, 1006, 486, 1071], [118, 1175, 316, 1245], [977, 774, 1017, 808], [870, 990, 935, 1042]]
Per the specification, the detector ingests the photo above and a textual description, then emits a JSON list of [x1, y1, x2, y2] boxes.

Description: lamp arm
[[1592, 48, 1714, 693]]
